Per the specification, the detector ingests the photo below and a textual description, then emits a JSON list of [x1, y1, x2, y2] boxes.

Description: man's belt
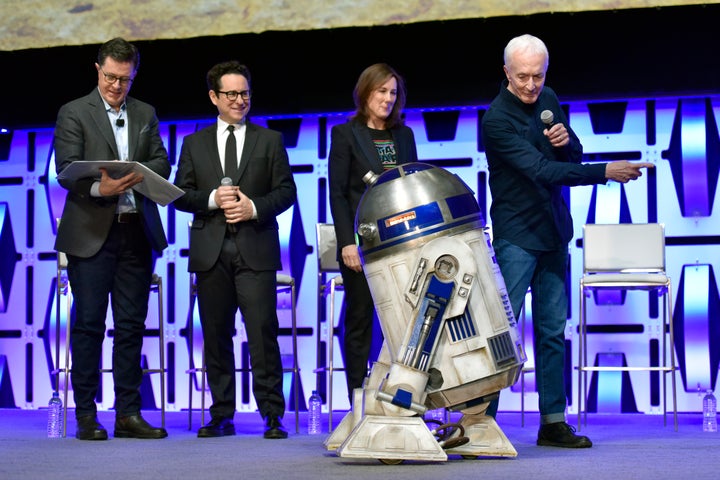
[[115, 212, 139, 223]]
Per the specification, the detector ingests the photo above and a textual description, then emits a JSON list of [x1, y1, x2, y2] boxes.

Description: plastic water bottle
[[703, 390, 717, 432], [308, 390, 322, 434], [47, 391, 63, 438]]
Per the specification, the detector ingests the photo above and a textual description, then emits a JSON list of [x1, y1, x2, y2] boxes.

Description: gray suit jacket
[[53, 89, 170, 257], [173, 121, 297, 272]]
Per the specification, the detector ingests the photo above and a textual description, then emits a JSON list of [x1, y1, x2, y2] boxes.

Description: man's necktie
[[225, 125, 238, 180], [224, 125, 239, 234]]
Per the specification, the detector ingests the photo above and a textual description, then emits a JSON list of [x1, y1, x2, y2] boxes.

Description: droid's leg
[[324, 344, 393, 450], [327, 345, 450, 462], [330, 277, 459, 462]]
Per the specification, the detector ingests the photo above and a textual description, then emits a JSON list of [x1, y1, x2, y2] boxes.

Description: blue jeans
[[487, 238, 569, 425]]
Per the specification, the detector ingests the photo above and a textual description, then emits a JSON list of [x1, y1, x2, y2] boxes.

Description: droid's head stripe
[[446, 193, 481, 219], [378, 203, 444, 241], [361, 215, 485, 257]]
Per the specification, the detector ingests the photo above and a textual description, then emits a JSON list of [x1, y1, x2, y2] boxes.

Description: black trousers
[[67, 219, 152, 418], [338, 262, 376, 398], [195, 234, 285, 421]]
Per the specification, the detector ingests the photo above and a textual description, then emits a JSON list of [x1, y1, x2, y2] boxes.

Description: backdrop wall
[[0, 91, 717, 416]]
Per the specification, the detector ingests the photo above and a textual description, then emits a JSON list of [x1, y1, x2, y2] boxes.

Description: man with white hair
[[481, 34, 653, 448]]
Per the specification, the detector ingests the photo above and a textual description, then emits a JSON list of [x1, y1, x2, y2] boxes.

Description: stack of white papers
[[57, 160, 184, 206]]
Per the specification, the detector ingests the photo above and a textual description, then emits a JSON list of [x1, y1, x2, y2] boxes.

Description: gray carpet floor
[[1, 408, 717, 479]]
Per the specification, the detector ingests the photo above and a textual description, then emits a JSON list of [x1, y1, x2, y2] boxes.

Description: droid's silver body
[[326, 163, 527, 462]]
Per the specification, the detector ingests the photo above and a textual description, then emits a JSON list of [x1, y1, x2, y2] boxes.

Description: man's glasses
[[218, 90, 251, 101], [100, 68, 134, 86]]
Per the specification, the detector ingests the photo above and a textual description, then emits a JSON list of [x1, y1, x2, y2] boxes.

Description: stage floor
[[1, 409, 717, 480]]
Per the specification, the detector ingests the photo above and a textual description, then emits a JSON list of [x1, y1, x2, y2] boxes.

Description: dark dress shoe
[[198, 417, 236, 438], [114, 414, 168, 439], [264, 415, 288, 439], [537, 422, 592, 448], [76, 415, 108, 441]]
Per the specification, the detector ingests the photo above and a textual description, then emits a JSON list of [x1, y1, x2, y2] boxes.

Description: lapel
[[87, 90, 119, 159], [351, 122, 383, 173], [125, 98, 140, 161], [237, 122, 257, 181], [205, 124, 225, 183]]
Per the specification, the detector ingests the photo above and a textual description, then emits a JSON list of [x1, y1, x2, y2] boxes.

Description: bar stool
[[577, 223, 677, 431], [313, 223, 345, 432], [518, 288, 535, 427]]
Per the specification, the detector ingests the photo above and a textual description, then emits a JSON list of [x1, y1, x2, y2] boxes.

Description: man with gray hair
[[481, 34, 653, 448]]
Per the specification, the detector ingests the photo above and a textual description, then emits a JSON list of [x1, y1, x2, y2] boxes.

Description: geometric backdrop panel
[[1, 93, 719, 416]]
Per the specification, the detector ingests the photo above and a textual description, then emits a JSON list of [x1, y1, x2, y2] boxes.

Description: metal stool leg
[[55, 251, 72, 438], [290, 278, 300, 434], [151, 274, 166, 428], [328, 277, 339, 432]]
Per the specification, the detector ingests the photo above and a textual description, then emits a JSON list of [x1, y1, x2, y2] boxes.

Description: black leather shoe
[[114, 414, 168, 439], [537, 422, 592, 448], [197, 417, 236, 438], [76, 415, 108, 441], [264, 415, 288, 439]]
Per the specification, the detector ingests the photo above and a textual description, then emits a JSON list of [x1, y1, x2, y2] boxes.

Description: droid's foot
[[337, 415, 448, 462], [443, 413, 517, 458]]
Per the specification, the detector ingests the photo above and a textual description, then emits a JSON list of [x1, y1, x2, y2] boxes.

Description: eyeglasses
[[100, 68, 134, 86], [217, 90, 251, 101]]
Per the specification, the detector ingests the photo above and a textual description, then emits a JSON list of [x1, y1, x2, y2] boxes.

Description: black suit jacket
[[329, 119, 418, 250], [173, 121, 297, 272], [53, 89, 170, 257]]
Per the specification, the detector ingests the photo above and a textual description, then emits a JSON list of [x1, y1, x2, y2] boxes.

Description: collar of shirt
[[217, 118, 246, 136], [101, 93, 127, 121], [216, 118, 246, 164]]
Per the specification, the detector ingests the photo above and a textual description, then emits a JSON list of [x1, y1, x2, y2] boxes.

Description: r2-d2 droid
[[325, 163, 527, 463]]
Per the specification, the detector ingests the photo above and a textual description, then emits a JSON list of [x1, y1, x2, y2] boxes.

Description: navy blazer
[[54, 89, 170, 257], [173, 121, 297, 273], [329, 119, 418, 250]]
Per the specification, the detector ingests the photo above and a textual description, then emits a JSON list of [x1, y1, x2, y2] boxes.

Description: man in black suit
[[173, 61, 297, 439], [54, 37, 169, 440]]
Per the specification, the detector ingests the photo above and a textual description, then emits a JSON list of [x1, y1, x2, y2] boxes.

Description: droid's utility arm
[[401, 276, 453, 371], [377, 275, 455, 413]]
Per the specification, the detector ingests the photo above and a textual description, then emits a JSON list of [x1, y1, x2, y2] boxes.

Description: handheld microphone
[[221, 176, 239, 200], [116, 118, 125, 127], [540, 110, 554, 129], [220, 177, 237, 233]]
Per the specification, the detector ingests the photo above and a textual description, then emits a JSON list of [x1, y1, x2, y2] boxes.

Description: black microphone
[[116, 118, 125, 127], [540, 110, 554, 129]]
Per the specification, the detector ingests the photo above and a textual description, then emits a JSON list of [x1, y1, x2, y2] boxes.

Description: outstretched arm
[[604, 161, 655, 183]]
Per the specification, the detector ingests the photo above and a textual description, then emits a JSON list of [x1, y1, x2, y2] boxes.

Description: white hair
[[504, 34, 549, 67]]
